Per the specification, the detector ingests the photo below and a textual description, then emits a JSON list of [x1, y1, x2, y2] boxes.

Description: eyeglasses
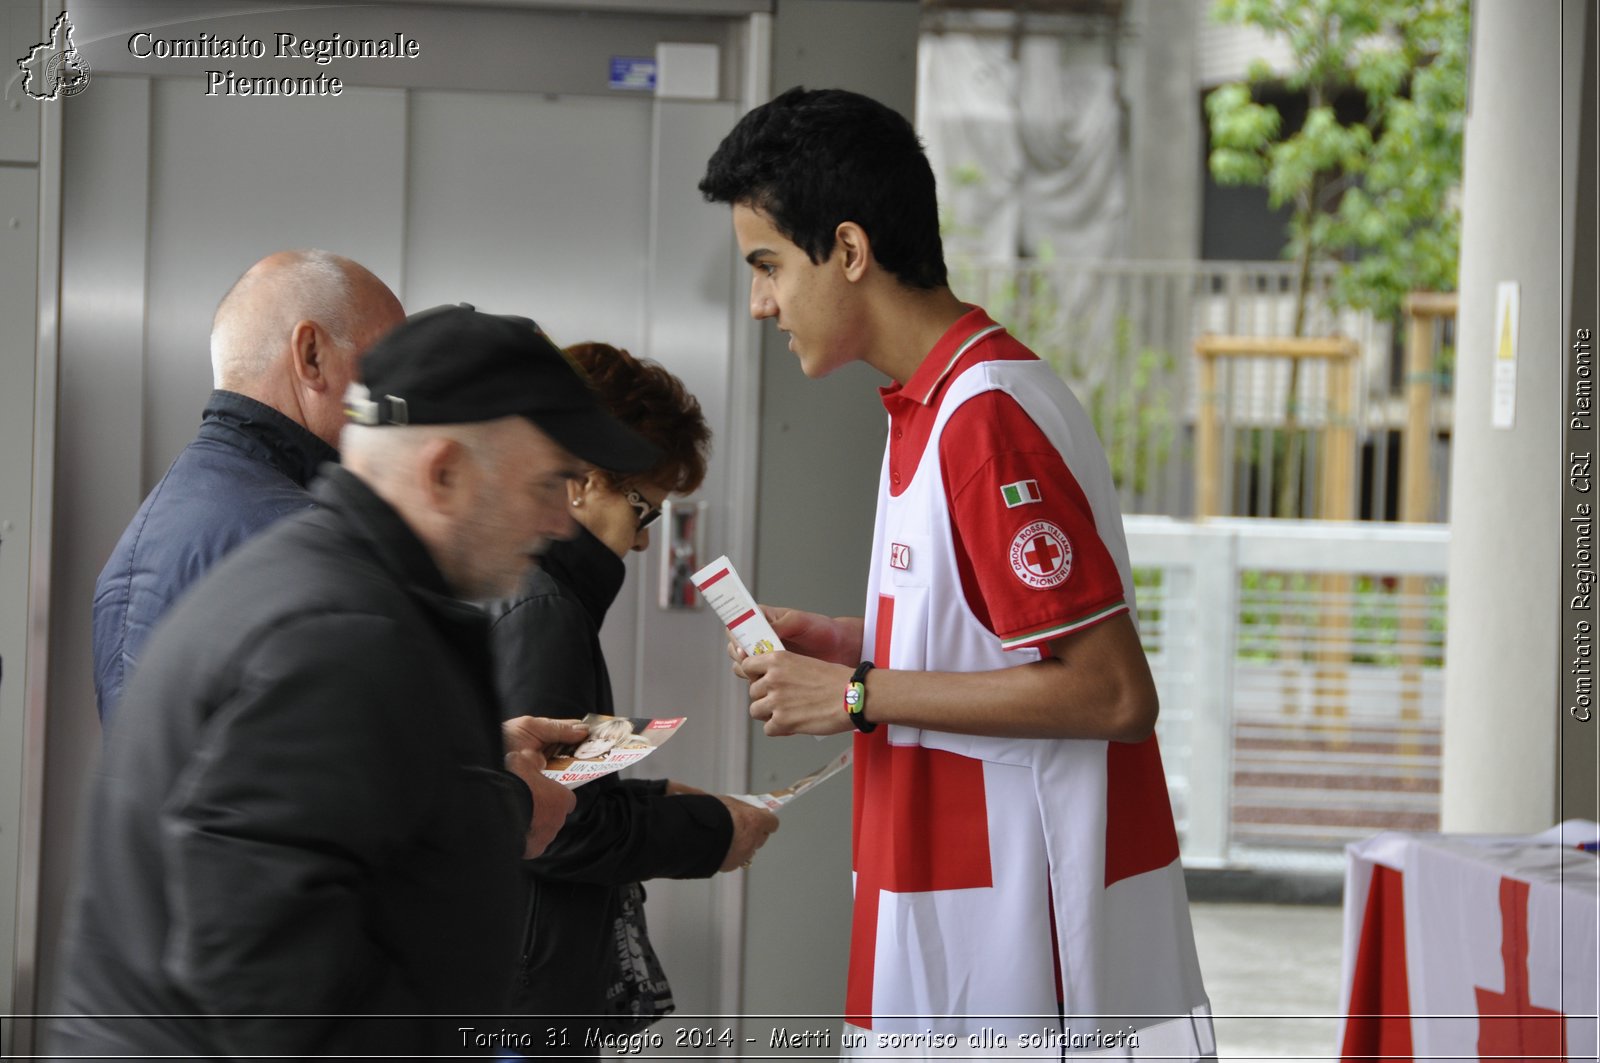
[[623, 488, 663, 531]]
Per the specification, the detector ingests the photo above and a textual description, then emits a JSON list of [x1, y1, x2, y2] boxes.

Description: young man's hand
[[738, 651, 855, 736], [727, 606, 864, 670]]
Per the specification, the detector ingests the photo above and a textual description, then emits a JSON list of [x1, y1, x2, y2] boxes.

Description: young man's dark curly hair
[[698, 86, 948, 291]]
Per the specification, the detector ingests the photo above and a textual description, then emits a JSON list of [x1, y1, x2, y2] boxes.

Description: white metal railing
[[950, 258, 1451, 522], [1126, 515, 1450, 869]]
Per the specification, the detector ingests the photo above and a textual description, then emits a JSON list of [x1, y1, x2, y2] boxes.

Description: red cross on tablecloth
[[1474, 876, 1568, 1057]]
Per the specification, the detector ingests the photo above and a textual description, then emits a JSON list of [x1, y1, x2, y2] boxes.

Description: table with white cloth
[[1338, 820, 1599, 1060]]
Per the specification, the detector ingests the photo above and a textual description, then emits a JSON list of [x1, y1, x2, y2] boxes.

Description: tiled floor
[[1189, 901, 1347, 1062]]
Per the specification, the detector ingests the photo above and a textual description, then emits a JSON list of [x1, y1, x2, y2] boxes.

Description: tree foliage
[[1205, 0, 1469, 323]]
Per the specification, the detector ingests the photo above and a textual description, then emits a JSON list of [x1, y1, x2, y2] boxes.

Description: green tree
[[1205, 0, 1468, 513], [1207, 0, 1468, 323]]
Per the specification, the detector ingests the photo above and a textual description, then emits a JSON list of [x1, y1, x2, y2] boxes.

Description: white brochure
[[690, 555, 784, 656]]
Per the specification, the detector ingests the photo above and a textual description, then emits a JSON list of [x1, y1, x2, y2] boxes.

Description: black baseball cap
[[347, 304, 661, 474]]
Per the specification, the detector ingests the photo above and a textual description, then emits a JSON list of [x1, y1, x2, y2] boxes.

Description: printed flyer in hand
[[541, 713, 685, 788], [732, 748, 852, 812], [690, 555, 785, 656]]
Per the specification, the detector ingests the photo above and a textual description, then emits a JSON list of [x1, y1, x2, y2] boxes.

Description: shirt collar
[[201, 389, 338, 486], [880, 307, 1005, 411]]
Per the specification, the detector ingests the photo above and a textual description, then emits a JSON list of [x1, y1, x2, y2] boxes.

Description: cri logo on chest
[[890, 543, 911, 570]]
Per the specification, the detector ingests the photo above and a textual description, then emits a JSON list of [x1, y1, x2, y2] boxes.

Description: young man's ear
[[288, 319, 330, 391], [835, 221, 872, 282]]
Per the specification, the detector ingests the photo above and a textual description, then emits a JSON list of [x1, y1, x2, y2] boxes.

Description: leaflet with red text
[[540, 713, 685, 788], [690, 555, 785, 656]]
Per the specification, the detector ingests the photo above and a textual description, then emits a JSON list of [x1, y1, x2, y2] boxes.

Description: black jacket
[[487, 527, 731, 1029], [51, 465, 532, 1058], [92, 390, 337, 722]]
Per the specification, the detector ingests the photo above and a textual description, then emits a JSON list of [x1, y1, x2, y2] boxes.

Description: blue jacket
[[92, 390, 336, 722]]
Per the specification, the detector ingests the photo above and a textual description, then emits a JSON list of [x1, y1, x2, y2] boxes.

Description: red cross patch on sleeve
[[1009, 520, 1073, 588], [941, 390, 1127, 647]]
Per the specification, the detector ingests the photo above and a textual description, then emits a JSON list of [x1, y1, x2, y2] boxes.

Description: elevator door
[[46, 4, 747, 1029]]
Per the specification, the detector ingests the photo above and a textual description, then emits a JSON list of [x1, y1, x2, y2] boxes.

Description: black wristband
[[844, 660, 876, 733]]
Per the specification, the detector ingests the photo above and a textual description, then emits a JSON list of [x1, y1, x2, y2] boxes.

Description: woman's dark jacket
[[487, 526, 732, 1027]]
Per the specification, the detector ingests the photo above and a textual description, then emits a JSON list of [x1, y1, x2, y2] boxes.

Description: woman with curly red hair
[[487, 342, 778, 1054]]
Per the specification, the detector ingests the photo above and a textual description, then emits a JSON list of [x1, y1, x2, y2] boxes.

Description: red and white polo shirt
[[844, 309, 1213, 1058]]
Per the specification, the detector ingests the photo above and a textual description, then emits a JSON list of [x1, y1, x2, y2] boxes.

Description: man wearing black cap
[[48, 306, 663, 1058]]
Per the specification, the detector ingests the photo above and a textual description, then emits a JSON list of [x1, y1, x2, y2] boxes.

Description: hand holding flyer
[[540, 713, 685, 788], [732, 748, 852, 812], [690, 555, 784, 656]]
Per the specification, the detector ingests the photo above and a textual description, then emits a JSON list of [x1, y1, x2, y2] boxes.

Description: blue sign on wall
[[609, 56, 656, 91]]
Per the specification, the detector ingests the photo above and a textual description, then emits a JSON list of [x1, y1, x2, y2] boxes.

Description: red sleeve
[[940, 390, 1128, 650]]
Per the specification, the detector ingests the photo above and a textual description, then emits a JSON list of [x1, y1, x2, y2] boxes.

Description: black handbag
[[596, 882, 675, 1035]]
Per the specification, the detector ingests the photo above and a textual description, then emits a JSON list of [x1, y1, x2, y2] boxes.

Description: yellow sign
[[1492, 281, 1520, 428]]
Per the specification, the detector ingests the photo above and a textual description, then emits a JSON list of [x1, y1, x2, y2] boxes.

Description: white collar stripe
[[923, 323, 1005, 404]]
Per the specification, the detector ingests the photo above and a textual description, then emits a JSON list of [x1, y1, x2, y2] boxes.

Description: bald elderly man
[[92, 249, 404, 722]]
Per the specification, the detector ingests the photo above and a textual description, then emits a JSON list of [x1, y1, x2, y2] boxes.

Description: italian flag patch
[[1001, 479, 1042, 508]]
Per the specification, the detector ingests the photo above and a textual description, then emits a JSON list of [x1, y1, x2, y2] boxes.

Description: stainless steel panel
[[628, 95, 743, 1018], [0, 164, 40, 1055], [32, 73, 151, 1030], [403, 89, 651, 350], [143, 79, 407, 486], [0, 2, 42, 163]]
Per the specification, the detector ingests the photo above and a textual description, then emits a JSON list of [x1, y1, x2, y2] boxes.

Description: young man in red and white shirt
[[701, 88, 1213, 1058]]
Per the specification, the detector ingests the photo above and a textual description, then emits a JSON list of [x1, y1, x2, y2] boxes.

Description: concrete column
[[1440, 0, 1570, 831], [742, 0, 921, 1023], [1126, 0, 1201, 261]]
